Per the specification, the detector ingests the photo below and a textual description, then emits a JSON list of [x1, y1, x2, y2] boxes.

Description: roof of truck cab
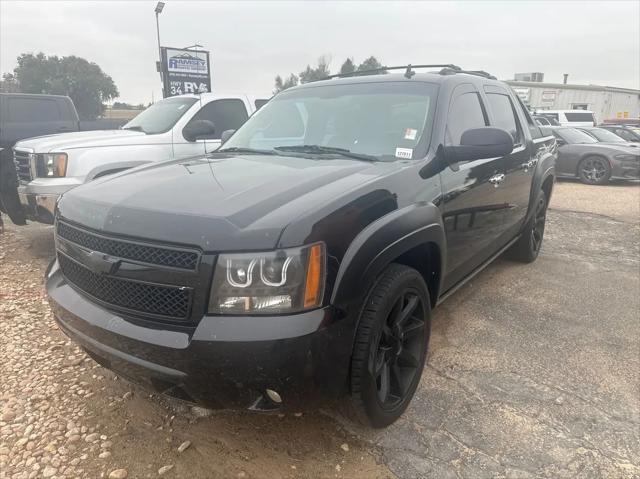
[[173, 92, 272, 101], [289, 71, 508, 90]]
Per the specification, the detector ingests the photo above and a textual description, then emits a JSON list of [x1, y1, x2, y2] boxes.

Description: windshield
[[123, 97, 198, 134], [222, 81, 438, 161], [557, 128, 598, 144], [585, 128, 625, 143]]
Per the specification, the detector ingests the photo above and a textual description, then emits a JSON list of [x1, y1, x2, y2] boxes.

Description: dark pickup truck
[[46, 65, 556, 427], [0, 93, 80, 225]]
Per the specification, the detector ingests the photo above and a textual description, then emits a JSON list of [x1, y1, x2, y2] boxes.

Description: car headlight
[[39, 153, 67, 177], [208, 243, 326, 315], [614, 153, 638, 161]]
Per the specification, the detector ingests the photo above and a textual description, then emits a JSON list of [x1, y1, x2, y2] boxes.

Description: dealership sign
[[161, 47, 211, 97]]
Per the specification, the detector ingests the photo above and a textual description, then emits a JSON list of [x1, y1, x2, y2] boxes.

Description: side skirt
[[436, 234, 520, 306]]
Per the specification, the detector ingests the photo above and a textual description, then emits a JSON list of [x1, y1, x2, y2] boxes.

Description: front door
[[483, 86, 533, 237], [440, 84, 508, 291]]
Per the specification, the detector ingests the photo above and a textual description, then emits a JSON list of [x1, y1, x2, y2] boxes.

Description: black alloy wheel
[[578, 156, 611, 185], [508, 188, 548, 263], [530, 193, 547, 256], [372, 291, 426, 408], [348, 264, 431, 428]]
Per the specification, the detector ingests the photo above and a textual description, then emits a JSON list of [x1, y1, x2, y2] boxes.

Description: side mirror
[[444, 127, 514, 163], [220, 129, 236, 145], [183, 120, 216, 142]]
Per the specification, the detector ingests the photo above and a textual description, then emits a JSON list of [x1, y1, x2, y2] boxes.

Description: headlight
[[39, 153, 67, 177], [208, 243, 326, 315], [614, 153, 638, 161]]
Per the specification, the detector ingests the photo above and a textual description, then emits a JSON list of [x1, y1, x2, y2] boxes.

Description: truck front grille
[[57, 221, 200, 270], [57, 253, 193, 320], [13, 150, 32, 182]]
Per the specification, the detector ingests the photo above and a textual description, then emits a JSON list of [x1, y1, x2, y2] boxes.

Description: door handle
[[489, 173, 505, 187], [521, 158, 538, 171]]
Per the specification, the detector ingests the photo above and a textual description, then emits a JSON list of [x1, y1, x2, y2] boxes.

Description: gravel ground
[[1, 179, 639, 479]]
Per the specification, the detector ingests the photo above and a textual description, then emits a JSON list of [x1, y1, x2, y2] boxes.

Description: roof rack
[[322, 64, 462, 80], [439, 67, 496, 80], [321, 64, 496, 81]]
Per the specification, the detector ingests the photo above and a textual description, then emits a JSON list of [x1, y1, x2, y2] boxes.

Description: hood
[[58, 153, 400, 251], [15, 129, 149, 152]]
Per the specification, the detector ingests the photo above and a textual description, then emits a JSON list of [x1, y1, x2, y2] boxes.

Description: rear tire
[[508, 189, 548, 263], [578, 156, 611, 185], [347, 264, 431, 428]]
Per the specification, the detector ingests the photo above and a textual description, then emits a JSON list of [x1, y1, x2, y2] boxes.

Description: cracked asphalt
[[1, 179, 639, 478]]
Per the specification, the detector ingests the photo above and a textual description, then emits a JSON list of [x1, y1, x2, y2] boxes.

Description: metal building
[[507, 80, 640, 123]]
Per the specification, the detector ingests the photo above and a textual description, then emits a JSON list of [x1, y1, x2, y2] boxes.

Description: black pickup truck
[[46, 65, 556, 427], [0, 93, 80, 225]]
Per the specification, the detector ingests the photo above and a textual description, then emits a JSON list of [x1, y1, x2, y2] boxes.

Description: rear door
[[483, 86, 533, 236], [440, 84, 508, 290]]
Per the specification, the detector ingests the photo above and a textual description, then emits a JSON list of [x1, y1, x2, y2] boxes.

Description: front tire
[[508, 189, 548, 263], [348, 264, 431, 428], [578, 156, 611, 185]]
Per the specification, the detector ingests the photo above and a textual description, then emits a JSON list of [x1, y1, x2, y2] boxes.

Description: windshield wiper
[[274, 145, 380, 162], [217, 147, 278, 155], [121, 125, 146, 133]]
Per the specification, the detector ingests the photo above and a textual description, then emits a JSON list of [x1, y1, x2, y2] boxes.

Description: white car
[[536, 109, 596, 127], [13, 93, 269, 224]]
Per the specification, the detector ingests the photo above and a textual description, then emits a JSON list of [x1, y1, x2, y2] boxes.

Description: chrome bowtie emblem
[[84, 251, 121, 275]]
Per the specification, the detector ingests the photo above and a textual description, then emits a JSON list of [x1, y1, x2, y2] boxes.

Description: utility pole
[[155, 2, 165, 96]]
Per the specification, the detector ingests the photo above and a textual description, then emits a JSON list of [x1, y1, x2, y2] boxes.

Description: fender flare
[[524, 153, 556, 226], [330, 202, 446, 310]]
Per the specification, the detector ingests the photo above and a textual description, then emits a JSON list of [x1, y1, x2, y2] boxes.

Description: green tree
[[298, 56, 331, 84], [274, 73, 299, 93], [0, 73, 19, 93], [10, 53, 118, 120], [356, 56, 386, 75], [339, 58, 356, 75]]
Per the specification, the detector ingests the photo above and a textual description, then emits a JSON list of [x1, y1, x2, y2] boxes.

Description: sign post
[[160, 47, 212, 97]]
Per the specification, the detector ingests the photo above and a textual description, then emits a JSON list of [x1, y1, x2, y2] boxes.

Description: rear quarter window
[[8, 98, 61, 122]]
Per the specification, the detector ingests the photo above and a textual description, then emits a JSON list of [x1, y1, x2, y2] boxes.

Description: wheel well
[[392, 242, 441, 307]]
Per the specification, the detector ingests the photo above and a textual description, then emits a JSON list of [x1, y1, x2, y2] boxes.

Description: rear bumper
[[46, 260, 354, 410]]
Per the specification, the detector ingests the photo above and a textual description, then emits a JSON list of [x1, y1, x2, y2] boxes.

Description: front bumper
[[46, 260, 354, 410], [18, 179, 81, 224], [611, 158, 640, 180]]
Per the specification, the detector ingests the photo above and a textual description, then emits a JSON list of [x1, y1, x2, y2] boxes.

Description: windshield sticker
[[177, 104, 187, 110], [404, 128, 418, 140], [395, 147, 413, 159]]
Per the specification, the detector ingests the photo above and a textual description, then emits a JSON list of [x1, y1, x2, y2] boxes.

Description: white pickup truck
[[13, 92, 268, 224]]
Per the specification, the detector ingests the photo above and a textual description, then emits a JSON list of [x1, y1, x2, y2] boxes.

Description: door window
[[615, 129, 635, 141], [564, 112, 594, 123], [516, 96, 543, 138], [188, 99, 249, 139], [8, 98, 61, 122], [446, 92, 487, 145], [255, 99, 269, 110], [486, 93, 524, 145]]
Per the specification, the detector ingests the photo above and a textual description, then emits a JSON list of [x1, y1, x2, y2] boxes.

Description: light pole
[[155, 2, 165, 97]]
